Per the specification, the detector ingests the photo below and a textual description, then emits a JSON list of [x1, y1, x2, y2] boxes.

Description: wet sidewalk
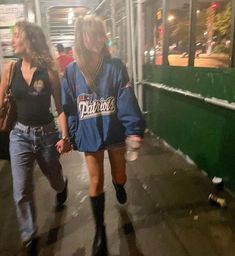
[[1, 133, 235, 256]]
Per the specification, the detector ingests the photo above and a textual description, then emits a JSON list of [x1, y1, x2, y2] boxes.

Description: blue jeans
[[9, 121, 66, 242]]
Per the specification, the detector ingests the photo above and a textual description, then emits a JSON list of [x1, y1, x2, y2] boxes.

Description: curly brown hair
[[14, 21, 56, 71]]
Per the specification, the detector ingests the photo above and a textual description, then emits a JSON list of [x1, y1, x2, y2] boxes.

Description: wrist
[[60, 135, 70, 141]]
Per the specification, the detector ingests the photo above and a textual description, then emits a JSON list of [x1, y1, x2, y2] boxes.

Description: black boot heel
[[90, 193, 108, 256], [92, 224, 107, 256]]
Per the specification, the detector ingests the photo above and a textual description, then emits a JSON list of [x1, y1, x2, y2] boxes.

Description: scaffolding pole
[[111, 0, 116, 41], [130, 0, 137, 95], [126, 0, 132, 79], [137, 0, 144, 110], [34, 0, 42, 26]]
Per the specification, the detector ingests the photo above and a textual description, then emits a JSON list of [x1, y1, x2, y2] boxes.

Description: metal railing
[[144, 81, 235, 111]]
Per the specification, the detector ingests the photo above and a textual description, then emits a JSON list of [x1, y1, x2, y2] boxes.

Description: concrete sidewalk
[[1, 133, 235, 256]]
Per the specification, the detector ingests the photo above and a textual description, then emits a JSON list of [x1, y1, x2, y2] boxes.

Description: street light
[[168, 15, 175, 22]]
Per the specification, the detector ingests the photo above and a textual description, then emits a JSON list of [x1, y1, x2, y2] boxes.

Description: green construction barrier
[[143, 64, 235, 192]]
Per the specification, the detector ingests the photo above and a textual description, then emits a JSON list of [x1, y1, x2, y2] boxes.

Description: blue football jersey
[[61, 57, 145, 152]]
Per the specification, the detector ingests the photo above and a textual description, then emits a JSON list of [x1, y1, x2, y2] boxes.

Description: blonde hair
[[14, 21, 56, 71], [74, 14, 110, 85]]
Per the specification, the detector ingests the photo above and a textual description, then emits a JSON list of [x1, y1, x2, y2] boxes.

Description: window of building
[[144, 0, 233, 68], [143, 1, 163, 65], [168, 0, 190, 66], [194, 0, 232, 68]]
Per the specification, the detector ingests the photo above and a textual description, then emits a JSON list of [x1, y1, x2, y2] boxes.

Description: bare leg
[[108, 147, 127, 184], [84, 150, 105, 196], [108, 148, 127, 205], [85, 151, 108, 255]]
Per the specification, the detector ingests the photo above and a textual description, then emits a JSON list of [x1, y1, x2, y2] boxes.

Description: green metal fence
[[143, 64, 235, 192]]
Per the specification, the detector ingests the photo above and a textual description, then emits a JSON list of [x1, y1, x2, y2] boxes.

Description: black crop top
[[11, 60, 54, 126]]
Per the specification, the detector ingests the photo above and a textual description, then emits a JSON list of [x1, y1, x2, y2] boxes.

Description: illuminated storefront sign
[[0, 4, 24, 27]]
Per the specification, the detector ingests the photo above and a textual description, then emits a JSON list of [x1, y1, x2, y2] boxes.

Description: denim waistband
[[14, 121, 57, 133]]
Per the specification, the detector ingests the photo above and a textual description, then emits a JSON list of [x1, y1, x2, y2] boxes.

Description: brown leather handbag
[[0, 61, 17, 132]]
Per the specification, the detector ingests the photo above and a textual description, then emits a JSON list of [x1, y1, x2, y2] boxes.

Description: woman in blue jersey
[[61, 14, 145, 256], [0, 21, 71, 256]]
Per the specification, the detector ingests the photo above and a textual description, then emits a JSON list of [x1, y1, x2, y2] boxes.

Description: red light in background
[[211, 2, 219, 9]]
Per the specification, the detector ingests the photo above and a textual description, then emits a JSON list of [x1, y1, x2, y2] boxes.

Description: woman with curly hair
[[0, 21, 71, 255]]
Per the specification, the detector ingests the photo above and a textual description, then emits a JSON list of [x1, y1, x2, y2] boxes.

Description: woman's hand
[[56, 138, 72, 154], [125, 135, 142, 148]]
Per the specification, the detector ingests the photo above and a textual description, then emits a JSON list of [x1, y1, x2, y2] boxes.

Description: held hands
[[56, 138, 72, 154]]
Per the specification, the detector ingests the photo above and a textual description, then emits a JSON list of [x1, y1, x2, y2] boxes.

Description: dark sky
[[169, 0, 225, 9]]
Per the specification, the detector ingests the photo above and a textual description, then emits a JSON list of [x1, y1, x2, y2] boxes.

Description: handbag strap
[[7, 61, 16, 91]]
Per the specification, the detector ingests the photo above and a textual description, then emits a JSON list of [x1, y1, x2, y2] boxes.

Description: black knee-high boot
[[90, 193, 108, 256]]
